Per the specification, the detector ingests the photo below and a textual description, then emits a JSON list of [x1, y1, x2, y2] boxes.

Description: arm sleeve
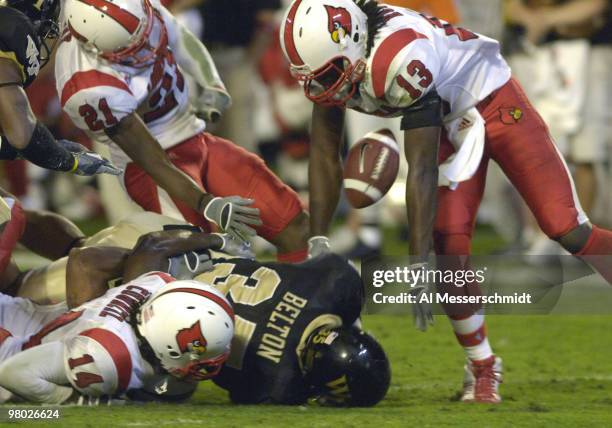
[[159, 6, 226, 91], [0, 342, 73, 404], [385, 38, 441, 108]]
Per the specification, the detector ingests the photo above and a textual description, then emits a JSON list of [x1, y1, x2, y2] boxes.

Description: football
[[343, 129, 400, 208]]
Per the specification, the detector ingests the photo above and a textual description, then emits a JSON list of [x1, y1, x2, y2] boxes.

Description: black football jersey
[[201, 254, 364, 404], [0, 7, 41, 88]]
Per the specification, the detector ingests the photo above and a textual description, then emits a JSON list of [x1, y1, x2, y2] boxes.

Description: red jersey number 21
[[396, 59, 433, 100]]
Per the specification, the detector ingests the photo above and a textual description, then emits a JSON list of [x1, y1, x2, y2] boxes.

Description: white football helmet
[[137, 280, 234, 381], [63, 0, 166, 68], [280, 0, 368, 106]]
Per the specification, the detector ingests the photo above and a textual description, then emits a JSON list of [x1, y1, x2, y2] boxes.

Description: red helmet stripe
[[371, 29, 428, 99], [147, 271, 176, 284], [157, 287, 235, 321], [76, 0, 140, 34], [283, 0, 304, 66], [79, 328, 133, 392]]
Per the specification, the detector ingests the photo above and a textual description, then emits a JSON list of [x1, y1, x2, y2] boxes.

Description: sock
[[449, 313, 494, 362], [575, 226, 612, 284], [277, 247, 308, 263]]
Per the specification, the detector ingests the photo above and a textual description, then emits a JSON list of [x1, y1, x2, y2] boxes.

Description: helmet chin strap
[[131, 311, 165, 371]]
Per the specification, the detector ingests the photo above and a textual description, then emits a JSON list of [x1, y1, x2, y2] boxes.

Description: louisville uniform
[[196, 254, 363, 404], [0, 271, 175, 403], [284, 4, 588, 251], [55, 3, 303, 241]]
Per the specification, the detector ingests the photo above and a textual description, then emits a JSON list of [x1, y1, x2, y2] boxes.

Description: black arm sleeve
[[17, 122, 76, 172], [400, 90, 443, 130], [0, 137, 19, 159]]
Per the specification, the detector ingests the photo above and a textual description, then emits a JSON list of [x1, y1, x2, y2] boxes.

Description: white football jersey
[[54, 6, 205, 169], [23, 272, 175, 396], [347, 7, 511, 120]]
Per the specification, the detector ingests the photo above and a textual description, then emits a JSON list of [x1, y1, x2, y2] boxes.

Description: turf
[[2, 314, 611, 427], [3, 223, 612, 427]]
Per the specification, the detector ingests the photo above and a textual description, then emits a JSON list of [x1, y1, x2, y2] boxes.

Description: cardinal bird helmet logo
[[176, 321, 208, 355], [325, 5, 352, 43]]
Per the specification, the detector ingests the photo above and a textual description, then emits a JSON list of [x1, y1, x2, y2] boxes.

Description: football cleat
[[461, 355, 503, 404]]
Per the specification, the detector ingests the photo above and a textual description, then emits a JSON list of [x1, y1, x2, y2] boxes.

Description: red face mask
[[169, 351, 230, 382], [292, 56, 366, 107]]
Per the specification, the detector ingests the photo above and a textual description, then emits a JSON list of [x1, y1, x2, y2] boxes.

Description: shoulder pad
[[0, 7, 41, 87], [64, 328, 133, 396], [368, 29, 439, 107]]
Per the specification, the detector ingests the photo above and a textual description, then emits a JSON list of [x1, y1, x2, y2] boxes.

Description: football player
[[0, 0, 120, 175], [131, 233, 391, 406], [0, 246, 235, 404], [279, 0, 612, 403], [3, 214, 390, 406], [55, 0, 309, 261]]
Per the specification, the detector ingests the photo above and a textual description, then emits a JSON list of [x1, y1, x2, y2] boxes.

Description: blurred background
[[4, 0, 611, 261]]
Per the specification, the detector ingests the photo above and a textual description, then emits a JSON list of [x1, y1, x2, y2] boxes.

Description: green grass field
[[2, 224, 612, 427]]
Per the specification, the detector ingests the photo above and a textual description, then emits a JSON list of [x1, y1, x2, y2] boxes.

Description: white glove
[[203, 196, 262, 244], [409, 263, 434, 332], [195, 85, 232, 123], [212, 233, 255, 259], [308, 236, 331, 259]]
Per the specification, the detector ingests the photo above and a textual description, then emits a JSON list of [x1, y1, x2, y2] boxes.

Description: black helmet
[[3, 0, 59, 21], [301, 325, 391, 407], [2, 0, 60, 67]]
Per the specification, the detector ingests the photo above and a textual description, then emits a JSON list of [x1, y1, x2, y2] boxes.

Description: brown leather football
[[343, 128, 400, 208]]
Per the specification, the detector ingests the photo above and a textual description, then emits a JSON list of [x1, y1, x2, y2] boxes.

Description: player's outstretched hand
[[409, 263, 434, 332], [308, 236, 331, 259], [168, 251, 214, 280], [203, 196, 262, 244], [195, 85, 232, 123], [212, 233, 255, 259], [58, 140, 123, 176]]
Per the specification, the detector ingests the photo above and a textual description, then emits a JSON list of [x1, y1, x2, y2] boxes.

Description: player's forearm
[[0, 69, 76, 170], [0, 342, 73, 404], [309, 105, 345, 236], [108, 113, 211, 212], [20, 210, 85, 260], [66, 246, 131, 308], [404, 126, 440, 262], [123, 230, 223, 281]]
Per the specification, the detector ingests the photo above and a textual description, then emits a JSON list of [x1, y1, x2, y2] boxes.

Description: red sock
[[576, 226, 612, 284], [277, 247, 308, 263]]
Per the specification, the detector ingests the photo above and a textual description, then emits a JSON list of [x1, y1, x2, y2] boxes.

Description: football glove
[[203, 196, 261, 244], [308, 236, 331, 259], [59, 140, 122, 176], [212, 233, 255, 259], [409, 263, 434, 332], [168, 251, 214, 280], [195, 85, 232, 123]]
